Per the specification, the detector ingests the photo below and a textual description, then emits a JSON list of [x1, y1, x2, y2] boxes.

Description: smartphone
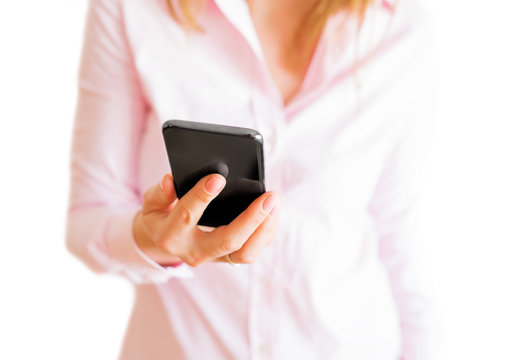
[[162, 119, 266, 227]]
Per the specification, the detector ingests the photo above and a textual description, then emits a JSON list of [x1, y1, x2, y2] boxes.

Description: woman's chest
[[135, 59, 394, 225], [126, 1, 401, 220]]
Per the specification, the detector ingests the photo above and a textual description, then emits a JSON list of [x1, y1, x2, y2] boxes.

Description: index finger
[[166, 173, 226, 235]]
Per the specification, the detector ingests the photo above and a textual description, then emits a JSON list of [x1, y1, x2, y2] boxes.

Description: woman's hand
[[133, 173, 281, 267]]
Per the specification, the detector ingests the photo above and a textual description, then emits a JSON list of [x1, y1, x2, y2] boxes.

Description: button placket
[[248, 244, 282, 359], [255, 272, 276, 359], [250, 94, 286, 191], [248, 266, 269, 359]]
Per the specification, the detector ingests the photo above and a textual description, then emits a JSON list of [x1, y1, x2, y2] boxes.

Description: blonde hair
[[167, 0, 374, 42]]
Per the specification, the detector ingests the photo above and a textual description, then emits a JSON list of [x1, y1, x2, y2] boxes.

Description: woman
[[66, 0, 437, 358]]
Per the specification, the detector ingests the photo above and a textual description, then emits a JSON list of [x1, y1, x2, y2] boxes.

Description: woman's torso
[[118, 0, 427, 358]]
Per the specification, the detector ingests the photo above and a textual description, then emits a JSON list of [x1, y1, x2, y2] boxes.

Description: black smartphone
[[162, 119, 266, 227]]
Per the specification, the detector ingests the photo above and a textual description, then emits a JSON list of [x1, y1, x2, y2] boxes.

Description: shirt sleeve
[[367, 5, 441, 360], [65, 0, 194, 283]]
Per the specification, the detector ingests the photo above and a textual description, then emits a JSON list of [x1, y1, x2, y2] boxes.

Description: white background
[[0, 0, 526, 359]]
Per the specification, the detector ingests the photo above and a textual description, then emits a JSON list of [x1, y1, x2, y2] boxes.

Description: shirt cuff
[[105, 207, 194, 283]]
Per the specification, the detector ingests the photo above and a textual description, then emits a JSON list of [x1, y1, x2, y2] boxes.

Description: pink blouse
[[66, 0, 438, 358]]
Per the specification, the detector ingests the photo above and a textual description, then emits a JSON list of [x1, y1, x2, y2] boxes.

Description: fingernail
[[205, 176, 224, 194], [262, 195, 276, 214]]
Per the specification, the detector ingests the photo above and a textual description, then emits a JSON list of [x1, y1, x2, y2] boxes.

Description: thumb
[[143, 174, 177, 213]]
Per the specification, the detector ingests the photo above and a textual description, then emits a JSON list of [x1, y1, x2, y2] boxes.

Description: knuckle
[[220, 235, 240, 254], [180, 249, 205, 268], [176, 204, 195, 227]]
